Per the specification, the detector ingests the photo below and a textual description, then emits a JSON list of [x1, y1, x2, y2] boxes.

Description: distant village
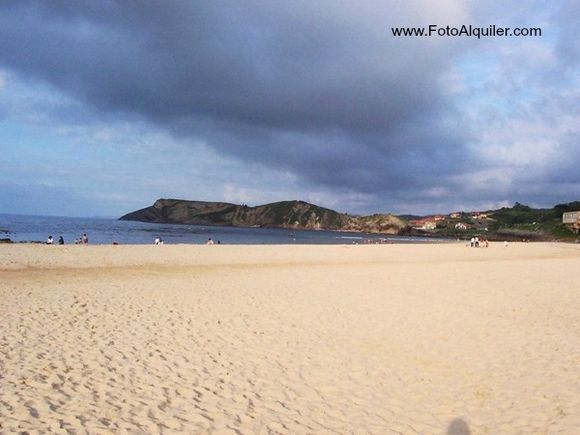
[[408, 211, 491, 232], [408, 209, 580, 236]]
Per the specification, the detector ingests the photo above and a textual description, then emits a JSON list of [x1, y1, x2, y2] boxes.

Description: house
[[421, 221, 437, 230], [408, 219, 421, 227], [563, 211, 580, 232], [449, 212, 461, 219], [409, 219, 437, 230], [454, 222, 468, 230], [471, 212, 488, 219], [563, 211, 580, 224], [422, 221, 437, 230]]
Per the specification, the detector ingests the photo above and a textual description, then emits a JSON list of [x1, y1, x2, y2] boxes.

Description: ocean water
[[0, 214, 447, 245]]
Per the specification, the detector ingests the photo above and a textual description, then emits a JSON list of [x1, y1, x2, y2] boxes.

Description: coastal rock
[[120, 199, 407, 234]]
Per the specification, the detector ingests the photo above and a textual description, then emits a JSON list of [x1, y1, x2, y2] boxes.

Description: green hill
[[484, 202, 579, 240]]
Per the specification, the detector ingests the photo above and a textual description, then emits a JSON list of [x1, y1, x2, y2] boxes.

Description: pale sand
[[1, 243, 579, 434]]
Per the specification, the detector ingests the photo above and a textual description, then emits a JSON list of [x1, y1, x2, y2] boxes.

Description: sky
[[0, 0, 578, 217]]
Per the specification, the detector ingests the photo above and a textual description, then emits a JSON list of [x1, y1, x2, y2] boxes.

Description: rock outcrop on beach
[[120, 199, 406, 234]]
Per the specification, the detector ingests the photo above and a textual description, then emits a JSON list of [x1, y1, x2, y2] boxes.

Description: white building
[[563, 211, 580, 224]]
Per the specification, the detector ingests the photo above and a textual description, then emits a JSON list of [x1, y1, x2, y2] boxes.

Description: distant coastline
[[120, 198, 580, 242]]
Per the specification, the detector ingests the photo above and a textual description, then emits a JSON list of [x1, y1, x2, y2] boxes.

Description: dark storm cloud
[[0, 0, 475, 198]]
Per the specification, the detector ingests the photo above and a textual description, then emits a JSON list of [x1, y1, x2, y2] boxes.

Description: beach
[[1, 242, 579, 434]]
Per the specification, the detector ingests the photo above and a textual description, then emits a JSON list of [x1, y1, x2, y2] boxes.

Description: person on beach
[[58, 236, 64, 245], [470, 237, 475, 247], [46, 235, 53, 244], [154, 237, 160, 245], [81, 233, 88, 244], [206, 238, 214, 245]]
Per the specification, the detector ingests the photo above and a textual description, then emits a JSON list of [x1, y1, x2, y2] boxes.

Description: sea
[[0, 214, 448, 245]]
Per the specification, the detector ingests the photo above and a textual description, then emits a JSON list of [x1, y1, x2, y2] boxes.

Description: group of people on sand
[[469, 236, 488, 248], [154, 237, 164, 245], [45, 233, 93, 245], [50, 234, 88, 244], [74, 234, 89, 244], [46, 235, 64, 245]]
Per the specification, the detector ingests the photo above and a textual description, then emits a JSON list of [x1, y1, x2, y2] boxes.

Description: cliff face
[[341, 214, 406, 234], [120, 199, 406, 234], [121, 199, 243, 226]]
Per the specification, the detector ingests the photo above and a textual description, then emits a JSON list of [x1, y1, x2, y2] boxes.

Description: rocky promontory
[[120, 199, 406, 234]]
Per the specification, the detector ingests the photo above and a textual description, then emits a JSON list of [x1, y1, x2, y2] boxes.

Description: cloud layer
[[0, 1, 578, 215]]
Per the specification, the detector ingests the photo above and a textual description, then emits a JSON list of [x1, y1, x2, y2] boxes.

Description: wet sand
[[1, 243, 579, 433]]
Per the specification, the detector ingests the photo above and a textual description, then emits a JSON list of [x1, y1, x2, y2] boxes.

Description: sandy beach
[[1, 242, 579, 434]]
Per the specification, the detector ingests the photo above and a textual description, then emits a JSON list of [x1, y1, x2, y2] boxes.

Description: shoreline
[[3, 212, 577, 244]]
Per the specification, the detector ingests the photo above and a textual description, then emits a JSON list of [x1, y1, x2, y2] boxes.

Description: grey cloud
[[0, 1, 577, 213], [0, 1, 472, 197]]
